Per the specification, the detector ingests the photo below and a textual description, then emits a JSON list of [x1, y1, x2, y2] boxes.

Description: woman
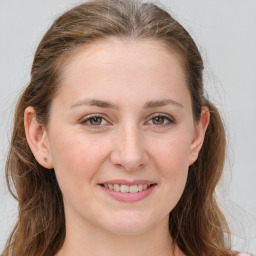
[[2, 0, 254, 255]]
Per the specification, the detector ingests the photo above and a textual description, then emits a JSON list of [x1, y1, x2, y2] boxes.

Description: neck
[[56, 215, 184, 256]]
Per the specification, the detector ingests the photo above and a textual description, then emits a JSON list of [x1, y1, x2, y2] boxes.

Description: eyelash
[[147, 113, 175, 127], [80, 114, 109, 129], [80, 113, 175, 129]]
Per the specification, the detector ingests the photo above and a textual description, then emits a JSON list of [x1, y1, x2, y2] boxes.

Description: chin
[[100, 212, 157, 235], [105, 223, 150, 235]]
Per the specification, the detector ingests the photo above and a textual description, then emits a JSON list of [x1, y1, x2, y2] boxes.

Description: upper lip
[[99, 180, 156, 186]]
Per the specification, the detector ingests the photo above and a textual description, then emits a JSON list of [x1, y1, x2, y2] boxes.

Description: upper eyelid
[[147, 112, 174, 119], [80, 113, 108, 121]]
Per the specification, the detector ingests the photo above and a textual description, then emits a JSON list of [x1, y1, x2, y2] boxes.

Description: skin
[[25, 38, 209, 256]]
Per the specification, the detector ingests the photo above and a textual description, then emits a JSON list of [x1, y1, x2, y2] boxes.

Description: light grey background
[[0, 0, 255, 253]]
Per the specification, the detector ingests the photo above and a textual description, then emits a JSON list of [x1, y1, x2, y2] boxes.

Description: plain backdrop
[[0, 0, 255, 253]]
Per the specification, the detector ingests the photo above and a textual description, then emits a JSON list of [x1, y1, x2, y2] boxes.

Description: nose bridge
[[110, 121, 148, 170]]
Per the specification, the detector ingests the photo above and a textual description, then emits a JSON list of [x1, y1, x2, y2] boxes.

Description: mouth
[[99, 183, 155, 193]]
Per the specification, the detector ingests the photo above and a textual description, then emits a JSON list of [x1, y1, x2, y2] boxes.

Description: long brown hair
[[2, 0, 231, 255]]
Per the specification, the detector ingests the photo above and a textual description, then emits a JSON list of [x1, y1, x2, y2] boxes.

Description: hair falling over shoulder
[[2, 0, 232, 255]]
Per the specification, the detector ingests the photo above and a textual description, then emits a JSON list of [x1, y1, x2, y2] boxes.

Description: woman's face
[[42, 38, 206, 235]]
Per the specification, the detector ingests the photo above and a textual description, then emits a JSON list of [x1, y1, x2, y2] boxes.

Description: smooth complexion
[[25, 38, 209, 256]]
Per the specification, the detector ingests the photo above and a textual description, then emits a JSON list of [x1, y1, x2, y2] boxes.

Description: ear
[[189, 106, 210, 166], [24, 106, 53, 169]]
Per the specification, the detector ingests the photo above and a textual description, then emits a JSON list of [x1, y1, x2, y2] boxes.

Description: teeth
[[129, 185, 139, 193], [113, 184, 119, 191], [120, 185, 129, 193], [103, 184, 151, 193]]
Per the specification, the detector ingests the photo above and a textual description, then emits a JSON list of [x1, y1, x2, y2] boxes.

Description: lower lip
[[99, 184, 157, 202]]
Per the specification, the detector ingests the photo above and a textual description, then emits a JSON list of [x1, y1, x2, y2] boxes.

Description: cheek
[[149, 132, 191, 204], [151, 131, 192, 173], [49, 131, 110, 191]]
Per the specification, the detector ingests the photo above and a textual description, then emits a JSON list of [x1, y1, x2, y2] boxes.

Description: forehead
[[56, 38, 190, 109], [60, 37, 185, 80], [71, 37, 181, 62]]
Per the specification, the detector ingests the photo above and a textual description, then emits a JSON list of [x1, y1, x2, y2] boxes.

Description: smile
[[99, 182, 157, 202], [101, 184, 152, 193]]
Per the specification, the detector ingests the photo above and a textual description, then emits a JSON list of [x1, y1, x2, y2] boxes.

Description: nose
[[110, 125, 149, 171]]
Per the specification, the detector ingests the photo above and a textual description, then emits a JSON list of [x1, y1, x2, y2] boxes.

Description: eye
[[81, 114, 108, 128], [147, 113, 175, 127], [152, 116, 166, 125]]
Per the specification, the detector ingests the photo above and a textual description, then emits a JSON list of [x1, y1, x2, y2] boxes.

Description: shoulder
[[236, 253, 256, 256]]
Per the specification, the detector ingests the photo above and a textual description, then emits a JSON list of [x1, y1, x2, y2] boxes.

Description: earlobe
[[189, 107, 210, 166], [24, 106, 53, 169]]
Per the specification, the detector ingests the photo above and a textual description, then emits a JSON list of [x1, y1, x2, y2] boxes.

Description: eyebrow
[[144, 99, 183, 109], [70, 98, 183, 110]]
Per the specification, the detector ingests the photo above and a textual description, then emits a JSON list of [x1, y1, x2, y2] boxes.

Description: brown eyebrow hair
[[70, 98, 183, 110]]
